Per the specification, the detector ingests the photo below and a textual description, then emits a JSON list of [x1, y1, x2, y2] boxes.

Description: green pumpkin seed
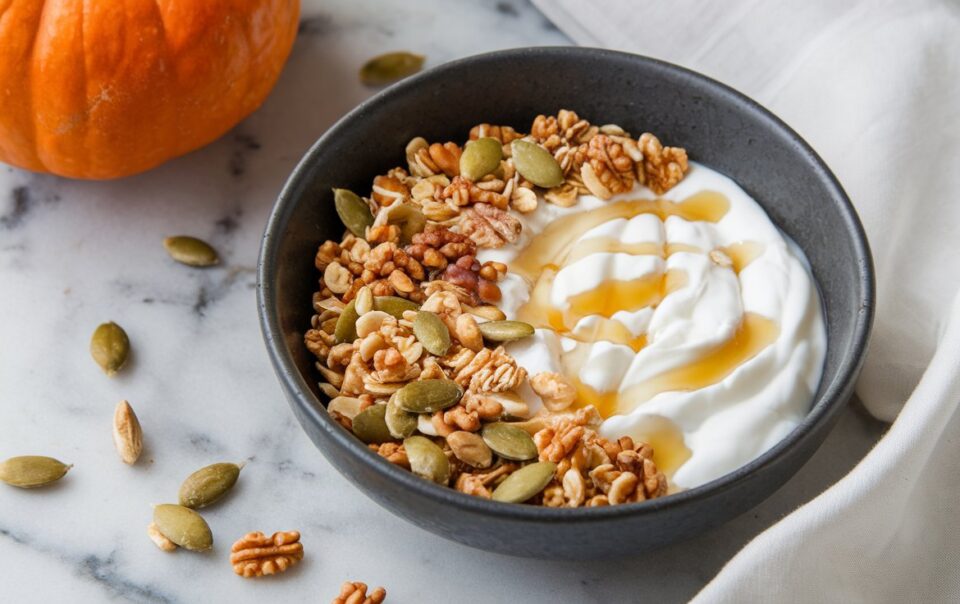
[[178, 462, 242, 509], [352, 403, 393, 444], [413, 311, 451, 356], [334, 299, 359, 343], [163, 236, 219, 267], [0, 456, 72, 489], [446, 431, 493, 468], [482, 422, 538, 461], [403, 436, 450, 484], [386, 204, 427, 245], [152, 504, 213, 552], [374, 296, 420, 318], [478, 320, 535, 343], [492, 462, 556, 503], [90, 321, 130, 376], [460, 137, 503, 181], [333, 188, 374, 237], [385, 395, 418, 439], [511, 140, 564, 188], [360, 51, 425, 86], [395, 379, 462, 414]]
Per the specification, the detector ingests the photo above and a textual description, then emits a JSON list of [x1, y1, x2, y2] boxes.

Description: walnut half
[[230, 531, 304, 578]]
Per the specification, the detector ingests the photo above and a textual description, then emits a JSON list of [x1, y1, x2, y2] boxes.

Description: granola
[[305, 110, 688, 507]]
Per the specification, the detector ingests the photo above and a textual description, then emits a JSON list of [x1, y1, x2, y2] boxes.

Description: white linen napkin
[[532, 0, 960, 600]]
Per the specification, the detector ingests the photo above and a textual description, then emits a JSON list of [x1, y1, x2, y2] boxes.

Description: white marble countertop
[[0, 1, 886, 602]]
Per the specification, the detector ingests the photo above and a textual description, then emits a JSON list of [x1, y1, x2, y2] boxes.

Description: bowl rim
[[257, 46, 875, 523]]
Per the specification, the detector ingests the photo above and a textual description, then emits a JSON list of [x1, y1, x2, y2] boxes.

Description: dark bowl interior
[[258, 47, 874, 559]]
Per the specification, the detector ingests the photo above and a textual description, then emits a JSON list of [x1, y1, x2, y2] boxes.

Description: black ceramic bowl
[[258, 47, 874, 559]]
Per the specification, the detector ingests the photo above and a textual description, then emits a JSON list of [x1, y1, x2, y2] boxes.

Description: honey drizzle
[[720, 241, 764, 274]]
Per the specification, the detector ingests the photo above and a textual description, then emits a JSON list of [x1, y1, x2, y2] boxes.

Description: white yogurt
[[478, 162, 827, 489]]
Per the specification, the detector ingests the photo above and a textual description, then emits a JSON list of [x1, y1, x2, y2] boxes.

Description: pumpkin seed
[[360, 51, 425, 86], [0, 456, 72, 489], [178, 462, 242, 509], [446, 431, 493, 468], [460, 137, 503, 181], [152, 504, 213, 552], [511, 140, 564, 188], [163, 236, 219, 267], [403, 436, 450, 484], [352, 403, 393, 444], [334, 299, 359, 343], [395, 379, 462, 414], [492, 462, 556, 503], [482, 422, 538, 461], [333, 188, 374, 237], [413, 311, 451, 356], [374, 296, 420, 318], [385, 395, 418, 439], [90, 321, 130, 376], [478, 320, 535, 343], [386, 203, 427, 245]]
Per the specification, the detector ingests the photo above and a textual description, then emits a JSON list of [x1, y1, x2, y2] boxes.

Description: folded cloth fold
[[533, 0, 960, 600]]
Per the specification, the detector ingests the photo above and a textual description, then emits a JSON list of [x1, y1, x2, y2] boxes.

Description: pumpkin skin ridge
[[0, 0, 300, 180]]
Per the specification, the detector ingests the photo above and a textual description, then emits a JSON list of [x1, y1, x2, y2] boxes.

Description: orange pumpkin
[[0, 0, 300, 179]]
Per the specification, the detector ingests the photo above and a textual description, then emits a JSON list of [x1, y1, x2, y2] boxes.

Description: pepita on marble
[[491, 461, 556, 503], [334, 299, 359, 343], [395, 379, 462, 414], [511, 139, 564, 188], [153, 504, 213, 552], [481, 422, 538, 461], [460, 137, 503, 181], [163, 236, 219, 267], [413, 310, 451, 356], [351, 403, 393, 444], [0, 455, 72, 489], [178, 462, 243, 509], [403, 436, 450, 484], [359, 51, 425, 86], [90, 321, 130, 376], [374, 295, 420, 318], [477, 320, 535, 343], [333, 188, 374, 238]]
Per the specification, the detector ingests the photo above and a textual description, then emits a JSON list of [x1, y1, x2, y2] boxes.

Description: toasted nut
[[148, 522, 177, 552], [231, 531, 304, 578], [112, 400, 143, 465]]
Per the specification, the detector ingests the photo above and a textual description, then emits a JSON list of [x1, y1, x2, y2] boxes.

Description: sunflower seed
[[113, 400, 143, 465], [492, 462, 556, 503], [0, 456, 72, 489], [152, 504, 213, 552], [395, 379, 462, 414], [403, 435, 450, 484], [511, 140, 564, 188], [333, 188, 374, 237], [460, 137, 503, 181], [163, 236, 219, 267], [481, 422, 538, 461], [178, 462, 243, 509], [360, 51, 425, 86], [478, 320, 535, 343], [413, 311, 451, 356], [90, 321, 130, 376]]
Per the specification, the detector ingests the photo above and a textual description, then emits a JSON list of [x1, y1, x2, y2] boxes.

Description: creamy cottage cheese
[[477, 162, 826, 489]]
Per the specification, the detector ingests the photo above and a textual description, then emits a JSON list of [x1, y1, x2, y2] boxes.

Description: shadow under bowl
[[257, 47, 874, 559]]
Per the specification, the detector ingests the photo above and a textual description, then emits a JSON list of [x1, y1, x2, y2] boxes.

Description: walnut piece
[[333, 581, 387, 604], [637, 132, 689, 194], [230, 531, 304, 578], [370, 442, 410, 469], [446, 345, 526, 393], [581, 134, 635, 199], [469, 123, 523, 144], [460, 203, 522, 249]]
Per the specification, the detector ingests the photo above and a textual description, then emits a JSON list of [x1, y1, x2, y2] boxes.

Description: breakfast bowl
[[257, 47, 874, 559]]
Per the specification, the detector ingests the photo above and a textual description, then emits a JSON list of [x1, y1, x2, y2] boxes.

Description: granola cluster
[[306, 110, 688, 506]]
